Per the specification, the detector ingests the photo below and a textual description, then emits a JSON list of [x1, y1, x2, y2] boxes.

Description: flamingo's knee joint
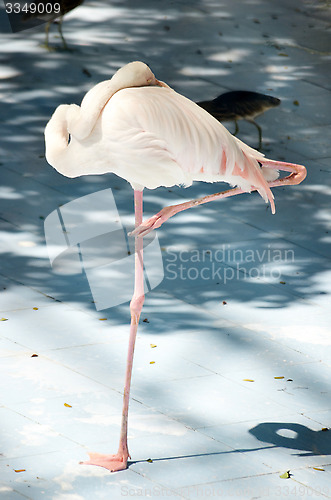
[[130, 294, 145, 323]]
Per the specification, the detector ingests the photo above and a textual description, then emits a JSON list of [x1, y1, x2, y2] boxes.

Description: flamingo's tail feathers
[[256, 184, 276, 214], [242, 153, 277, 214]]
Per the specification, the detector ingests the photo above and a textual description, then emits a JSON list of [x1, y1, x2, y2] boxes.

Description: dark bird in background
[[197, 91, 281, 149], [23, 0, 84, 50]]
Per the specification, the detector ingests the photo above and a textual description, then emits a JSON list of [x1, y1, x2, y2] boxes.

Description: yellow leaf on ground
[[243, 379, 254, 382], [150, 344, 157, 348], [64, 403, 72, 408], [274, 376, 285, 379], [14, 469, 26, 473], [280, 471, 291, 479], [313, 467, 325, 471]]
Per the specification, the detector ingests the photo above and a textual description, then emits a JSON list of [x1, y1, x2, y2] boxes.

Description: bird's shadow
[[127, 422, 331, 468], [249, 422, 331, 457]]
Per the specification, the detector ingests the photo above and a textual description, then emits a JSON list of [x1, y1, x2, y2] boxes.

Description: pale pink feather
[[45, 70, 278, 212]]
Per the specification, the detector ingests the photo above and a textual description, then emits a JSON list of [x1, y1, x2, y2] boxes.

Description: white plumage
[[45, 61, 279, 213]]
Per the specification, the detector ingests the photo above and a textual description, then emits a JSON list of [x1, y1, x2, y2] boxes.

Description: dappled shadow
[[0, 4, 331, 492], [0, 0, 330, 316], [0, 0, 330, 382]]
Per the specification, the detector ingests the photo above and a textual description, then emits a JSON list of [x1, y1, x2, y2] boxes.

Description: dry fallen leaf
[[99, 318, 107, 321], [280, 471, 291, 479], [274, 376, 285, 380], [150, 344, 157, 348], [147, 458, 153, 463], [149, 361, 155, 365], [0, 318, 8, 321], [322, 427, 329, 432], [14, 469, 26, 473], [243, 379, 255, 382], [33, 307, 39, 310], [313, 467, 325, 471], [64, 403, 72, 408]]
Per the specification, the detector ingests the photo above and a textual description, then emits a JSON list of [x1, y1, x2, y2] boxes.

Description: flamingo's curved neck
[[44, 104, 71, 166]]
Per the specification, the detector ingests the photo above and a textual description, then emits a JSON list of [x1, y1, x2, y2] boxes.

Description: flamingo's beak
[[155, 79, 170, 89]]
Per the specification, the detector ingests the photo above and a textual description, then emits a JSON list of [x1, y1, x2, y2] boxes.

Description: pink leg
[[81, 190, 145, 472], [130, 161, 306, 237]]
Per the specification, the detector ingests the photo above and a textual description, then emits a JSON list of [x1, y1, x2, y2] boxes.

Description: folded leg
[[130, 161, 306, 238]]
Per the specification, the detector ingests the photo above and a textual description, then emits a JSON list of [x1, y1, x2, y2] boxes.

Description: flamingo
[[44, 61, 306, 472]]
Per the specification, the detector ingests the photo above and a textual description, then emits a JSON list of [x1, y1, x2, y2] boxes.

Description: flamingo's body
[[45, 61, 306, 472], [46, 74, 279, 212]]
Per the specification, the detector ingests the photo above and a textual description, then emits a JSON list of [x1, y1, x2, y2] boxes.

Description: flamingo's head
[[111, 61, 169, 90]]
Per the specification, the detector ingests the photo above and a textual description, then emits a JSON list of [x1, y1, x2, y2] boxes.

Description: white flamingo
[[45, 61, 306, 472]]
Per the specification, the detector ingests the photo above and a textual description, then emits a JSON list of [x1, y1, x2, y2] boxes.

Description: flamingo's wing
[[46, 85, 277, 214], [102, 87, 277, 211]]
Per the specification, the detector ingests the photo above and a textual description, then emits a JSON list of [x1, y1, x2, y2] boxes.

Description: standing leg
[[247, 119, 263, 150], [233, 120, 239, 136], [42, 21, 51, 50], [57, 16, 69, 50], [82, 190, 145, 472]]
